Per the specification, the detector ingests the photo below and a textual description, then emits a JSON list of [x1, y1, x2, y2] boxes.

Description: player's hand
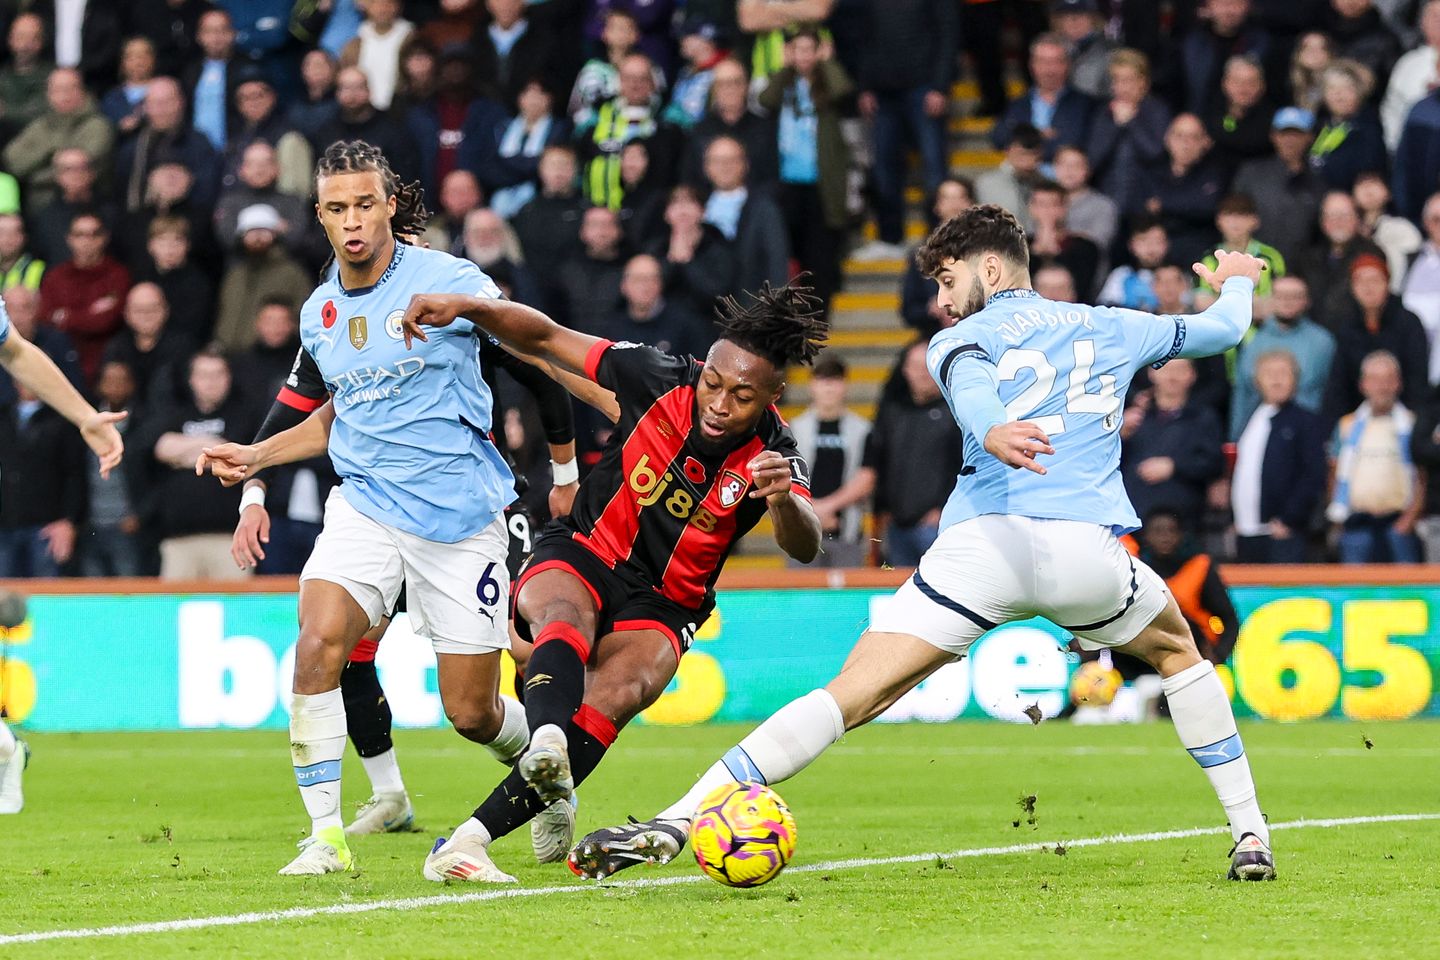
[[984, 421, 1055, 475], [749, 450, 795, 501], [195, 442, 261, 486], [549, 481, 579, 518], [233, 503, 271, 569], [401, 292, 479, 348], [81, 410, 127, 479], [1193, 249, 1265, 289]]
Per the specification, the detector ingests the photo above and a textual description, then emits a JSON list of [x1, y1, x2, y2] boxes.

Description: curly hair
[[314, 139, 430, 238], [915, 204, 1029, 277], [713, 277, 829, 370]]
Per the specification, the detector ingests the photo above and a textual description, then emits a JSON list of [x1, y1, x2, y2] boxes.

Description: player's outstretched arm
[[0, 332, 126, 478], [402, 294, 601, 379], [1181, 250, 1264, 357], [752, 451, 822, 563], [196, 401, 336, 485]]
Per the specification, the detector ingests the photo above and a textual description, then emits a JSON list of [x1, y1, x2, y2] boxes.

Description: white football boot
[[423, 824, 517, 883], [346, 791, 415, 836], [532, 794, 578, 864], [518, 723, 573, 804], [278, 826, 355, 875], [0, 737, 29, 814]]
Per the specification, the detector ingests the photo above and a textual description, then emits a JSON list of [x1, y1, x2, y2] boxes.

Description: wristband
[[550, 458, 579, 486], [239, 485, 267, 514]]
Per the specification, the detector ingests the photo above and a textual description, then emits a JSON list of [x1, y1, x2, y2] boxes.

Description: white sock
[[482, 696, 529, 764], [1162, 661, 1268, 844], [290, 689, 348, 834], [657, 689, 845, 822], [451, 816, 492, 845], [360, 748, 405, 795], [0, 720, 14, 763]]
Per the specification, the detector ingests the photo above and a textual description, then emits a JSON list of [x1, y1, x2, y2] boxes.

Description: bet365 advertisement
[[0, 586, 1436, 730]]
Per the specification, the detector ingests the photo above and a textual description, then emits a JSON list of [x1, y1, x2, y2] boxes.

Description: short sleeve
[[588, 341, 691, 420], [278, 347, 327, 410], [1113, 306, 1185, 370], [436, 258, 503, 337], [764, 416, 811, 499], [926, 329, 994, 390]]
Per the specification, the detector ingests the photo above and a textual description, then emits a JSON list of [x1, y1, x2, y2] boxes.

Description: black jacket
[[858, 0, 957, 94], [136, 394, 258, 538], [1410, 384, 1440, 516], [1122, 403, 1225, 526], [991, 86, 1095, 162], [1323, 298, 1431, 425], [1254, 401, 1330, 530], [0, 402, 87, 529]]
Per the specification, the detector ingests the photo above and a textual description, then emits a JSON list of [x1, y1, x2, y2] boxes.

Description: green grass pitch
[[1, 719, 1436, 959]]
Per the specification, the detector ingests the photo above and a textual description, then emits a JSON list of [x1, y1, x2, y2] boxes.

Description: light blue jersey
[[927, 277, 1255, 535], [299, 242, 514, 543]]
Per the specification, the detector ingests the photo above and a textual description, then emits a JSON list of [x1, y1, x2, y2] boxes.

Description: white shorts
[[868, 515, 1170, 656], [300, 489, 511, 655]]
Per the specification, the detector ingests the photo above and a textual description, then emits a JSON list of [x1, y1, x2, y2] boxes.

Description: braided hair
[[314, 140, 430, 277], [712, 277, 829, 372]]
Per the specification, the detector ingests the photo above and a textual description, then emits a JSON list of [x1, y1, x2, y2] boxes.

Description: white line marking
[[2, 812, 1436, 946]]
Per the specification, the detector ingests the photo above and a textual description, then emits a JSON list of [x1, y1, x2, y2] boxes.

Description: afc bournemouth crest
[[717, 469, 749, 508], [348, 315, 368, 349]]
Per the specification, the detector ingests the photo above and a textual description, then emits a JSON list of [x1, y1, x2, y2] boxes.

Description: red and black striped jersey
[[556, 339, 812, 609]]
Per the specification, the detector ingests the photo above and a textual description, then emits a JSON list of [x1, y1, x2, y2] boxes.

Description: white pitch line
[[2, 812, 1437, 947]]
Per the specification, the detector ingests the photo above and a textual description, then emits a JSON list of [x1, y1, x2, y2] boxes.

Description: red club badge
[[683, 456, 706, 484], [321, 299, 337, 328]]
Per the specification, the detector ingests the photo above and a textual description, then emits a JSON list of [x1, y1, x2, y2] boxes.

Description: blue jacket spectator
[[1393, 89, 1440, 223]]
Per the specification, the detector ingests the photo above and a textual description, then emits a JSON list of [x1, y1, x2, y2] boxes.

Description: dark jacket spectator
[[28, 0, 121, 90], [1087, 50, 1172, 215], [471, 0, 561, 107], [0, 286, 82, 407], [1175, 5, 1271, 116], [1409, 380, 1440, 556], [681, 58, 779, 188], [0, 13, 53, 139], [212, 207, 312, 352], [0, 393, 87, 577], [1393, 89, 1440, 224], [115, 77, 223, 213], [316, 66, 421, 184], [1144, 114, 1227, 267], [1325, 1, 1402, 92], [700, 136, 788, 295], [992, 34, 1094, 162], [1309, 60, 1388, 191], [27, 147, 119, 266], [1201, 55, 1276, 177], [599, 254, 713, 358], [643, 186, 736, 321], [512, 146, 587, 313], [100, 282, 195, 408], [1121, 359, 1226, 528], [218, 68, 314, 198], [1300, 191, 1387, 329], [554, 206, 628, 333], [288, 49, 341, 148], [213, 142, 319, 265], [1324, 258, 1431, 422], [228, 299, 302, 407], [127, 0, 211, 77], [134, 216, 217, 345], [1231, 350, 1329, 563], [1232, 107, 1328, 264]]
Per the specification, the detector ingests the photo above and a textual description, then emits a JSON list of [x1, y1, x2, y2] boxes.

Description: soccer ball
[[690, 782, 798, 888], [1070, 660, 1124, 707]]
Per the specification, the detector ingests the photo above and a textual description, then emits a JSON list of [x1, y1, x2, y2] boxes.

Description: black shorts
[[388, 502, 535, 618], [512, 532, 711, 661]]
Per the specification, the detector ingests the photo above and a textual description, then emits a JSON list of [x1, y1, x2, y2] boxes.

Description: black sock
[[523, 626, 588, 732], [341, 659, 393, 757], [513, 665, 526, 706], [474, 708, 616, 840]]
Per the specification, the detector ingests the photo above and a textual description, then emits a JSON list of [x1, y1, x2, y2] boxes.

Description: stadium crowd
[[0, 0, 1438, 577]]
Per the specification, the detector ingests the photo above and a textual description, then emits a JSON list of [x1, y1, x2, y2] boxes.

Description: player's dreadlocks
[[313, 140, 430, 278], [713, 278, 829, 371]]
